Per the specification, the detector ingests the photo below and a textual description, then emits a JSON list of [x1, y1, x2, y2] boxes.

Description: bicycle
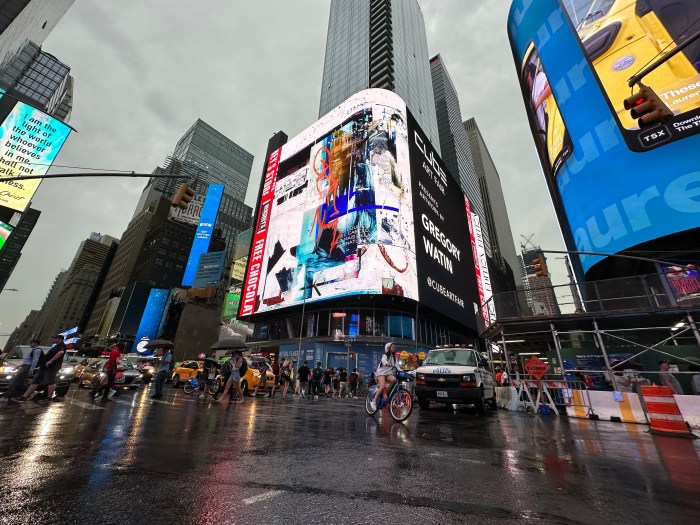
[[184, 377, 220, 395], [365, 369, 414, 422]]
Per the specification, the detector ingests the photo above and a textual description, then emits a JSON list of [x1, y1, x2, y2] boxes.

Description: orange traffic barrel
[[640, 385, 696, 438]]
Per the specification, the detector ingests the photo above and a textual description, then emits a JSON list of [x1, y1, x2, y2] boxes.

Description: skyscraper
[[85, 198, 172, 338], [318, 0, 439, 149], [135, 120, 253, 262], [464, 118, 525, 303], [36, 233, 118, 341], [520, 246, 560, 316], [0, 206, 39, 292], [0, 40, 74, 121], [429, 54, 487, 250], [0, 1, 75, 68]]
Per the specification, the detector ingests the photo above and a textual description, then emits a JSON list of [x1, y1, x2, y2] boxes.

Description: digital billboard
[[182, 183, 224, 287], [0, 219, 12, 251], [192, 250, 226, 288], [0, 88, 72, 212], [509, 0, 700, 274], [133, 288, 170, 353], [240, 89, 479, 331]]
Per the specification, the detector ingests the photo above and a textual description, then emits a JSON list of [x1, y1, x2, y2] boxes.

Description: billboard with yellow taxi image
[[563, 0, 700, 149]]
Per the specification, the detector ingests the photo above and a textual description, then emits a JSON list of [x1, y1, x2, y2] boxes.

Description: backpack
[[239, 358, 248, 376], [222, 359, 233, 376]]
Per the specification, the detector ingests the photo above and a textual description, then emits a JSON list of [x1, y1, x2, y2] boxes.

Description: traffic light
[[623, 83, 673, 128], [532, 256, 548, 278], [171, 183, 195, 210]]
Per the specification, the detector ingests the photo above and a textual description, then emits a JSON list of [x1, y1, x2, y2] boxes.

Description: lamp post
[[345, 336, 355, 375]]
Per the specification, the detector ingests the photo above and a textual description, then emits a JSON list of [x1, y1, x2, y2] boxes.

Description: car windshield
[[5, 345, 47, 360], [120, 361, 134, 370], [422, 349, 477, 367]]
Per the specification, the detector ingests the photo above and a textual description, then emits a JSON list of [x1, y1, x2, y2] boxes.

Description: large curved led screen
[[240, 89, 479, 331], [509, 0, 700, 274]]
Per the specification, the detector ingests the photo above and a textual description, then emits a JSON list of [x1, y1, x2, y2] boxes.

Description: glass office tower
[[318, 0, 440, 151]]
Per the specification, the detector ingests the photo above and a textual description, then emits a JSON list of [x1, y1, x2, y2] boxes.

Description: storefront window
[[331, 311, 346, 339], [360, 309, 376, 336]]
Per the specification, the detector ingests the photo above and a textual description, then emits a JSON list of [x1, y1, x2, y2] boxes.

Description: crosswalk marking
[[242, 490, 284, 505]]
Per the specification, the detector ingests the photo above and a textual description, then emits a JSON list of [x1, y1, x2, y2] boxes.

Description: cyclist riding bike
[[370, 342, 397, 411]]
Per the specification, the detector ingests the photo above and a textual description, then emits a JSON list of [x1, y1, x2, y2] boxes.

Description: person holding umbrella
[[152, 347, 173, 399], [214, 350, 245, 404]]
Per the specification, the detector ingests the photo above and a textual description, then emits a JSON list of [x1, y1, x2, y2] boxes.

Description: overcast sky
[[0, 0, 565, 345]]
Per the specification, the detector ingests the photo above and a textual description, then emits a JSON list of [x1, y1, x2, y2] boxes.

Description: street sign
[[524, 355, 549, 380], [399, 350, 409, 360]]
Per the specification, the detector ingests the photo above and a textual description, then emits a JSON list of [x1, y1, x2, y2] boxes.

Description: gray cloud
[[0, 0, 564, 345]]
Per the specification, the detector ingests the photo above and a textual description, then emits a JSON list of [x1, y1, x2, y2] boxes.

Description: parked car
[[171, 360, 203, 388], [0, 345, 74, 398], [71, 357, 91, 381]]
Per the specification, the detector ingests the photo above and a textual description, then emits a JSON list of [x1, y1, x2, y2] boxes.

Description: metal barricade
[[510, 379, 595, 417]]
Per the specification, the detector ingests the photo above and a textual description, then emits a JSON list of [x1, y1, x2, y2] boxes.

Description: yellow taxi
[[171, 360, 203, 388]]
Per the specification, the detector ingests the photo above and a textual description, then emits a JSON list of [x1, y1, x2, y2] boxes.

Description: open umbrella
[[210, 338, 247, 351], [144, 339, 174, 349], [203, 357, 221, 368]]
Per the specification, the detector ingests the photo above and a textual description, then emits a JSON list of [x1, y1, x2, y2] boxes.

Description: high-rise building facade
[[318, 0, 440, 150], [0, 40, 74, 121], [429, 54, 488, 251], [36, 233, 117, 341], [0, 206, 39, 292], [0, 0, 74, 68], [85, 198, 172, 338], [464, 118, 525, 305], [135, 120, 254, 262], [520, 247, 560, 316]]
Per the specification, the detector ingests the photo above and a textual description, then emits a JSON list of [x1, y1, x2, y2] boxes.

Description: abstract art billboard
[[0, 88, 72, 212], [509, 0, 700, 274], [240, 89, 479, 331]]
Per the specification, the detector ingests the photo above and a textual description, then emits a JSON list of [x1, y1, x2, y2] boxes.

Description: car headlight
[[416, 373, 425, 380], [60, 366, 75, 374], [0, 366, 18, 374], [461, 374, 476, 382]]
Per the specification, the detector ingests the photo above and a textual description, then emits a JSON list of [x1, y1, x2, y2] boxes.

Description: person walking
[[5, 339, 43, 405], [323, 365, 333, 397], [200, 353, 218, 399], [279, 357, 293, 400], [311, 362, 324, 399], [214, 356, 233, 402], [339, 368, 348, 398], [19, 335, 66, 403], [97, 343, 122, 401], [269, 358, 281, 398], [297, 360, 310, 399], [253, 361, 270, 397], [215, 350, 245, 404], [348, 368, 359, 399], [152, 347, 172, 399]]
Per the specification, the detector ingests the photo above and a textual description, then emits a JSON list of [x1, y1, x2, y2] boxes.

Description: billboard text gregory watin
[[239, 89, 479, 331], [509, 0, 700, 274]]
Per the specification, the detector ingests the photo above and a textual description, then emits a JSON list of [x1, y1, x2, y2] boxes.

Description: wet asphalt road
[[1, 384, 700, 525]]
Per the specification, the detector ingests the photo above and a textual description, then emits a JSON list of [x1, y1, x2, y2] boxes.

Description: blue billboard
[[133, 288, 170, 354], [508, 0, 700, 274], [182, 183, 224, 286]]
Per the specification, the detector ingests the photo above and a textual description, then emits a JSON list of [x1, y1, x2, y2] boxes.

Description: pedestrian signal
[[623, 83, 673, 128], [171, 183, 195, 210]]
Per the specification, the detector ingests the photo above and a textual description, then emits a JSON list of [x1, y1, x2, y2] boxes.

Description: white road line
[[242, 490, 284, 505], [64, 399, 105, 410]]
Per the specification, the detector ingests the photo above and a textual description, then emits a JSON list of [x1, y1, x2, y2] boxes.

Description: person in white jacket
[[370, 342, 397, 411]]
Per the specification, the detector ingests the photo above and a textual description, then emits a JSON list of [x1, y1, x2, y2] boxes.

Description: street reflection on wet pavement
[[1, 385, 699, 524]]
